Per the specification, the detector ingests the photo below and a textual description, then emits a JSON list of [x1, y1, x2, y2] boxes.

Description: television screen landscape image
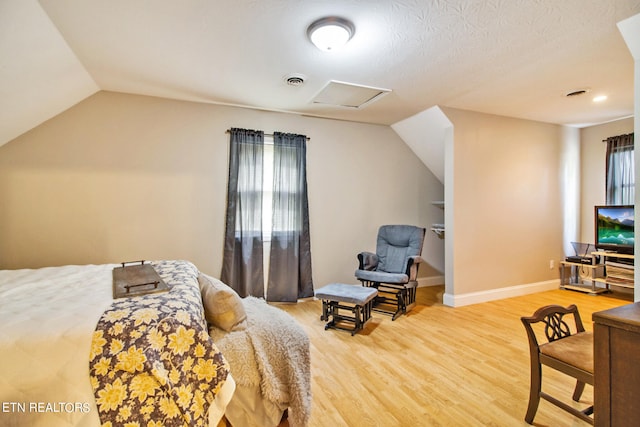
[[595, 205, 635, 253]]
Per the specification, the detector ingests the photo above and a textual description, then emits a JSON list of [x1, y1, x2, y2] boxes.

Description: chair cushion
[[315, 283, 378, 305], [376, 225, 424, 274], [354, 269, 408, 284], [539, 331, 593, 374]]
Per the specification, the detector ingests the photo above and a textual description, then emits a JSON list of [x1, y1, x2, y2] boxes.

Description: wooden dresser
[[593, 302, 640, 427]]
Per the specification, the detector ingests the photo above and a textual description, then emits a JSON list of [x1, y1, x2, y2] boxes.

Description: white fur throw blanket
[[208, 297, 311, 427]]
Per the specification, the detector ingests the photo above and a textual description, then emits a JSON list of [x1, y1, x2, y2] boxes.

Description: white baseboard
[[442, 279, 560, 307], [417, 276, 445, 287]]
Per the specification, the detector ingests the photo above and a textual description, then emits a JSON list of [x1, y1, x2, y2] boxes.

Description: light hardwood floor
[[273, 286, 633, 427]]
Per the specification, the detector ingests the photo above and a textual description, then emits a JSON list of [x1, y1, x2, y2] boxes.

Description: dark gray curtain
[[267, 132, 314, 302], [605, 133, 634, 205], [221, 128, 265, 297]]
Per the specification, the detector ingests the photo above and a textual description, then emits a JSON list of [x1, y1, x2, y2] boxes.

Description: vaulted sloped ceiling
[[0, 0, 98, 146], [1, 1, 639, 148], [392, 107, 451, 184], [619, 14, 640, 61]]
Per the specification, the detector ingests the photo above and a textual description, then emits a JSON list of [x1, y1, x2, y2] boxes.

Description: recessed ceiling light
[[307, 17, 355, 51], [593, 95, 608, 102]]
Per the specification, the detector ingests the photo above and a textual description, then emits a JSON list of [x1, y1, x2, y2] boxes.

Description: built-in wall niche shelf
[[430, 224, 445, 239], [431, 201, 445, 238]]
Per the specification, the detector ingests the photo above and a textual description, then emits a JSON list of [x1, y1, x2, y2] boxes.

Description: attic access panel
[[311, 80, 391, 109]]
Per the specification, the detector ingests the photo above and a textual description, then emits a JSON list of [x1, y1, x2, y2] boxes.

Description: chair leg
[[525, 359, 542, 424], [572, 380, 586, 401], [390, 289, 405, 321]]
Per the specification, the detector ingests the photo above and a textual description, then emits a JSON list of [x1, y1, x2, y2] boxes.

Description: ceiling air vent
[[565, 88, 591, 97], [284, 73, 306, 86]]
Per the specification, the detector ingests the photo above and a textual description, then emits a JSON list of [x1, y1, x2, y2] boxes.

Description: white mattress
[[0, 263, 234, 427]]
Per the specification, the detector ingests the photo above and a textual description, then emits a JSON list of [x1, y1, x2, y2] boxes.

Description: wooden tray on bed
[[112, 260, 168, 299]]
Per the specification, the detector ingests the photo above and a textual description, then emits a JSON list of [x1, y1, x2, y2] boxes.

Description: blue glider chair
[[355, 225, 426, 320]]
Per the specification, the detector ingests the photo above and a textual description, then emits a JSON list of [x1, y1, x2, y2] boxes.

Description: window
[[222, 128, 313, 301], [232, 136, 298, 240], [261, 137, 274, 239], [605, 133, 634, 205]]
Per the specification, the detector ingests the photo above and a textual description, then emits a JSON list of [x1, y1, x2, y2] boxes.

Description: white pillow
[[197, 273, 247, 332]]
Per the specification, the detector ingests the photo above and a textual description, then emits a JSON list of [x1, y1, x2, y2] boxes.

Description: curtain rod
[[602, 132, 634, 142], [225, 129, 310, 141]]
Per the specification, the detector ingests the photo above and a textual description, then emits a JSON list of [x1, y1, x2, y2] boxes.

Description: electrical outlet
[[549, 260, 555, 269]]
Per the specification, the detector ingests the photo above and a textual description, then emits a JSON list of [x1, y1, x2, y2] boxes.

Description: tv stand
[[559, 257, 606, 295], [560, 252, 635, 294], [592, 251, 634, 291]]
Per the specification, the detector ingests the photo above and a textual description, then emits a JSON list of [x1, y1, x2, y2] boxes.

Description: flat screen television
[[594, 205, 635, 254]]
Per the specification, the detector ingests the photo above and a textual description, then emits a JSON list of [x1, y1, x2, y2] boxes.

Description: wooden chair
[[521, 304, 594, 425]]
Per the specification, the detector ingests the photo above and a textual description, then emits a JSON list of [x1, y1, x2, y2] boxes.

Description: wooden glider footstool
[[315, 283, 378, 336]]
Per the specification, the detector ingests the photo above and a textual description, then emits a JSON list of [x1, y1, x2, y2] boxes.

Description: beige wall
[[579, 117, 635, 243], [441, 107, 565, 301], [0, 91, 443, 288]]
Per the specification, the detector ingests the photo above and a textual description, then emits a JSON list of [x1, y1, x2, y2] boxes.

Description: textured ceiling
[[1, 1, 639, 146]]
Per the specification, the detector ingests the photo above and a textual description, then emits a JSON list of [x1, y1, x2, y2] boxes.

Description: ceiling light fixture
[[593, 95, 608, 102], [307, 17, 355, 51]]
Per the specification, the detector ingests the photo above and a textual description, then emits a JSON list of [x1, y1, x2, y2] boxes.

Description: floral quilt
[[89, 260, 230, 427]]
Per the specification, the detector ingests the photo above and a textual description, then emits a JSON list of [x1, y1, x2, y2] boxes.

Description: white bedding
[[0, 263, 234, 427]]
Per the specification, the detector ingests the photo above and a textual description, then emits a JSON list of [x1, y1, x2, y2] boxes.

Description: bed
[[0, 261, 230, 426], [0, 260, 310, 427], [199, 274, 311, 427]]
